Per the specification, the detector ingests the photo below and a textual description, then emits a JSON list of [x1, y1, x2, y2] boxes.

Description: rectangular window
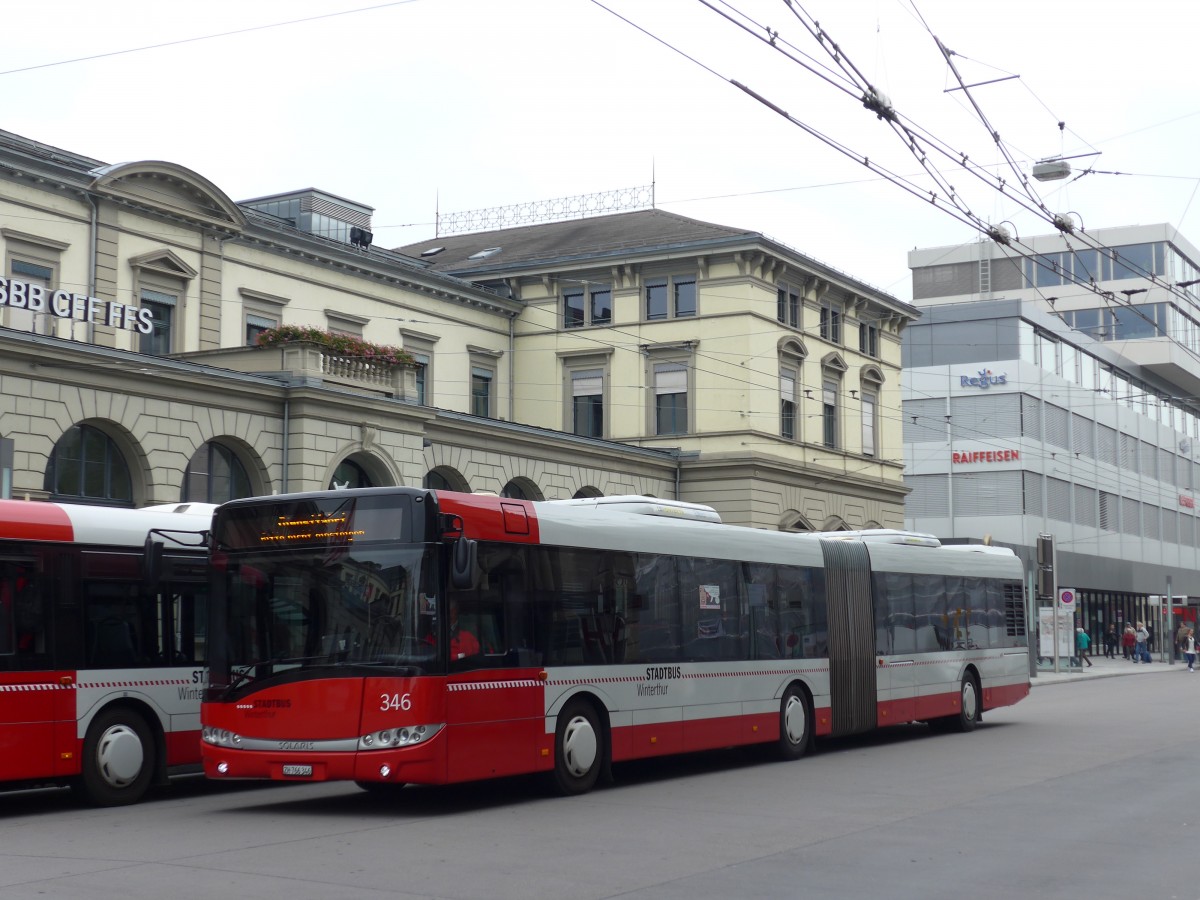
[[571, 369, 604, 438], [470, 367, 492, 418], [245, 314, 275, 346], [645, 275, 697, 321], [673, 279, 696, 317], [775, 285, 800, 327], [411, 352, 430, 405], [563, 290, 585, 328], [590, 286, 612, 325], [1111, 243, 1155, 281], [859, 322, 879, 357], [646, 282, 668, 320], [780, 370, 797, 440], [139, 289, 176, 355], [10, 260, 54, 335], [654, 364, 688, 435], [861, 391, 877, 456], [822, 380, 838, 448], [820, 300, 841, 343]]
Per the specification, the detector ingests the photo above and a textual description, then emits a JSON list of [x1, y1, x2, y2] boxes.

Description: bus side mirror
[[142, 536, 164, 589], [450, 537, 477, 590]]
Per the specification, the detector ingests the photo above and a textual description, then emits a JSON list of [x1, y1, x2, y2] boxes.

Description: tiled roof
[[394, 209, 758, 274]]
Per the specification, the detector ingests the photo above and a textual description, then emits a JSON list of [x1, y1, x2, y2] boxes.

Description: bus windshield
[[209, 544, 440, 695]]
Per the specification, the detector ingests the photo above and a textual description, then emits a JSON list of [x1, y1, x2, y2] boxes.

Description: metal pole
[[1167, 576, 1175, 666], [1028, 568, 1037, 680]]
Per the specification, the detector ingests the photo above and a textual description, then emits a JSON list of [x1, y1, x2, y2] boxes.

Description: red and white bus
[[0, 499, 213, 805], [201, 488, 1028, 795]]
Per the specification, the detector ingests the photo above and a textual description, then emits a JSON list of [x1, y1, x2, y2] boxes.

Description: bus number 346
[[381, 693, 412, 712]]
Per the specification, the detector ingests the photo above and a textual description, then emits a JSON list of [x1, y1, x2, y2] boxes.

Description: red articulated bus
[[0, 499, 212, 805], [201, 488, 1028, 795]]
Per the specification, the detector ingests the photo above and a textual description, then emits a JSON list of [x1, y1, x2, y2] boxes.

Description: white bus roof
[[811, 529, 942, 548], [539, 495, 722, 524]]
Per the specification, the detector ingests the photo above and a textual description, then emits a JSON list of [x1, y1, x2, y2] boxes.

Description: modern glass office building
[[905, 225, 1200, 649]]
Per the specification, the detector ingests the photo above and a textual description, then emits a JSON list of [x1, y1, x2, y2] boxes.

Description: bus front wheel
[[76, 708, 155, 806], [552, 699, 604, 795], [777, 685, 812, 760]]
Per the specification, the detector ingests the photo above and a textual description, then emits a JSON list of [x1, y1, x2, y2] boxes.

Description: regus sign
[[960, 368, 1007, 389]]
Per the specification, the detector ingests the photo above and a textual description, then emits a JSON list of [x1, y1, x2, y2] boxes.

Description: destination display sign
[[214, 494, 409, 551]]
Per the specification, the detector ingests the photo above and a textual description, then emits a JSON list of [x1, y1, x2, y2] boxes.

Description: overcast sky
[[8, 0, 1199, 303]]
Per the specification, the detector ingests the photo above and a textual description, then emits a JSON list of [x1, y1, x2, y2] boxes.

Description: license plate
[[282, 764, 313, 777]]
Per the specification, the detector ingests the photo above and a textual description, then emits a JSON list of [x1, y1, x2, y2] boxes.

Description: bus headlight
[[203, 726, 242, 746], [358, 723, 443, 750]]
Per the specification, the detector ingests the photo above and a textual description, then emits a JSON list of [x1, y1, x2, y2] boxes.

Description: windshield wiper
[[221, 654, 349, 695]]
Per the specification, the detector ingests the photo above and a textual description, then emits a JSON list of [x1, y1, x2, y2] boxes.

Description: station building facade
[[0, 128, 917, 531]]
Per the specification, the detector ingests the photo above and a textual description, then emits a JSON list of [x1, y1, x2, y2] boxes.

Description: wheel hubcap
[[962, 681, 978, 720], [562, 715, 598, 777], [96, 724, 144, 787], [783, 695, 806, 745]]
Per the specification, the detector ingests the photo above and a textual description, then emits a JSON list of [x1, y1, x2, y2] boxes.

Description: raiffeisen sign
[[0, 277, 154, 334], [952, 450, 1020, 464]]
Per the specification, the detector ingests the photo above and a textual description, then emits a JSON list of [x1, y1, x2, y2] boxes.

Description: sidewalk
[[1032, 650, 1190, 685]]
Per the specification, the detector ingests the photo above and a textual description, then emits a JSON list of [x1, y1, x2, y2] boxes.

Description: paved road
[[0, 666, 1196, 900]]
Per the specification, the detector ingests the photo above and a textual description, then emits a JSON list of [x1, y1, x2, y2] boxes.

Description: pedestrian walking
[[1122, 624, 1136, 661], [1075, 628, 1093, 667], [1103, 624, 1118, 659], [1135, 621, 1151, 663], [1182, 628, 1196, 672]]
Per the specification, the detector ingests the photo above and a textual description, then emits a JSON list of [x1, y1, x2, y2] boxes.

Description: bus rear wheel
[[932, 674, 980, 734], [777, 685, 812, 760], [953, 674, 981, 732], [76, 708, 155, 806], [552, 699, 604, 795]]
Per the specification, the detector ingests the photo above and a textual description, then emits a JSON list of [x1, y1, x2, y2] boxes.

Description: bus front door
[[0, 560, 74, 782]]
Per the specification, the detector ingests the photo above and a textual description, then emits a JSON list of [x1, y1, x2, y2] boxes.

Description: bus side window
[[0, 575, 15, 656], [3, 562, 48, 667], [166, 586, 207, 664], [449, 544, 532, 670], [632, 553, 681, 663], [85, 585, 147, 668]]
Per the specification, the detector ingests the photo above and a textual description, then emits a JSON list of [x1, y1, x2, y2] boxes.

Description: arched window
[[424, 467, 469, 493], [183, 442, 252, 504], [45, 424, 133, 506], [779, 511, 814, 533], [572, 486, 603, 499], [330, 458, 372, 490], [501, 478, 544, 501], [424, 469, 454, 491]]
